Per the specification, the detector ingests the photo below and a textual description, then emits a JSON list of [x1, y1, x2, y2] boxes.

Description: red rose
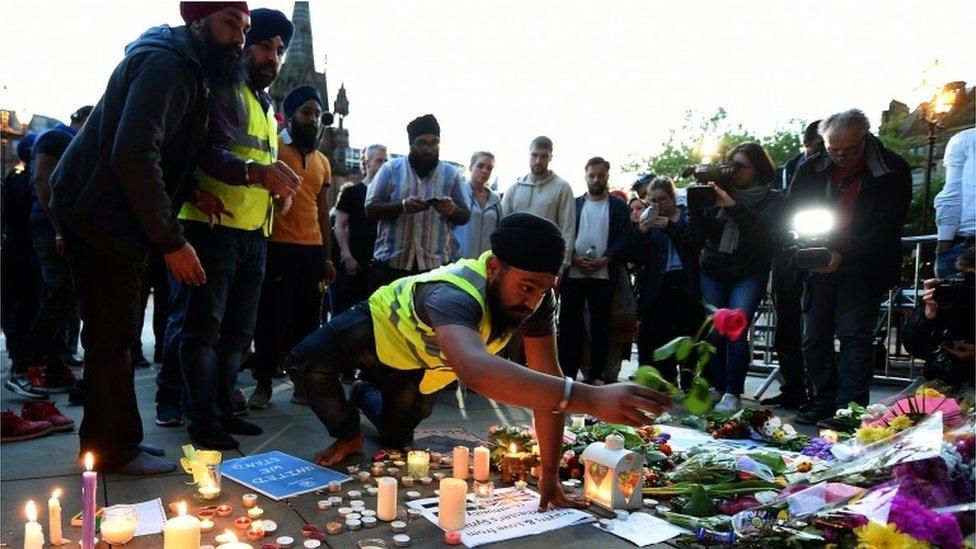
[[659, 443, 672, 456], [713, 308, 748, 341]]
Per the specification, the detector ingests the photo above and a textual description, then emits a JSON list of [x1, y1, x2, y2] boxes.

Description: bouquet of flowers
[[706, 407, 811, 451]]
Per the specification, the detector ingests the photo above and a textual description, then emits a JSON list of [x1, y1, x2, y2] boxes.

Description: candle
[[570, 414, 586, 428], [163, 502, 200, 549], [242, 494, 258, 508], [81, 452, 97, 549], [328, 480, 341, 493], [452, 446, 469, 480], [406, 451, 430, 477], [376, 477, 397, 521], [444, 530, 462, 545], [101, 505, 138, 545], [24, 500, 44, 549], [48, 489, 62, 545], [199, 479, 221, 500], [246, 507, 264, 519], [400, 476, 414, 487], [473, 481, 494, 508], [438, 478, 467, 531], [246, 522, 264, 541], [390, 520, 407, 533], [200, 519, 215, 533], [215, 530, 253, 549], [472, 447, 490, 481]]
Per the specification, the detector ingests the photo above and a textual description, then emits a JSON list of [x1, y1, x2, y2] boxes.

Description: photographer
[[788, 109, 912, 427], [691, 143, 785, 413], [902, 247, 974, 387], [632, 177, 703, 386]]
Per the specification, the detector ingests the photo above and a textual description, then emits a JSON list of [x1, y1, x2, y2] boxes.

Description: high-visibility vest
[[179, 82, 277, 235], [368, 251, 512, 394]]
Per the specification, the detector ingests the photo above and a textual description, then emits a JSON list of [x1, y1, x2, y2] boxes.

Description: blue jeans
[[700, 273, 767, 395], [179, 222, 267, 432], [19, 223, 75, 374], [155, 269, 188, 408], [935, 236, 974, 279], [802, 269, 884, 408]]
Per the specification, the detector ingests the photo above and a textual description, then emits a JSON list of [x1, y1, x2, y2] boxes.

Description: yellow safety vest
[[368, 251, 512, 394], [179, 82, 277, 235]]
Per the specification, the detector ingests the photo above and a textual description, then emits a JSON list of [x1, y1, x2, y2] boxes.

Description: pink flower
[[867, 396, 962, 428], [713, 308, 748, 341]]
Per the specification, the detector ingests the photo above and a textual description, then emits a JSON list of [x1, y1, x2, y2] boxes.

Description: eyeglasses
[[826, 136, 865, 159], [413, 138, 440, 149]]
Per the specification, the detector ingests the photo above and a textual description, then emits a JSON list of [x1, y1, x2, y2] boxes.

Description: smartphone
[[425, 197, 441, 206]]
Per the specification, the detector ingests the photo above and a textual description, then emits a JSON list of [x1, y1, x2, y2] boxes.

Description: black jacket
[[631, 205, 703, 308], [568, 194, 632, 279], [787, 134, 911, 293], [902, 272, 974, 385], [691, 187, 785, 279], [50, 25, 212, 261]]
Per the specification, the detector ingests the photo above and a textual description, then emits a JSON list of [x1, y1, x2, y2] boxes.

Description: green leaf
[[633, 365, 680, 396], [682, 375, 713, 416], [746, 451, 787, 474], [652, 336, 693, 362], [682, 484, 718, 517], [644, 450, 668, 463], [693, 341, 716, 376]]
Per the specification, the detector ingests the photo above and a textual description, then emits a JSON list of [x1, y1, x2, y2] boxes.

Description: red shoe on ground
[[1, 410, 54, 443], [22, 401, 75, 432]]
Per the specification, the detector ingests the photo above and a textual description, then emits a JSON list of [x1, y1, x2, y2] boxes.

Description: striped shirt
[[365, 156, 468, 271]]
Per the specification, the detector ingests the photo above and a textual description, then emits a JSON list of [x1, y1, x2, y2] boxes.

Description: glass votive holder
[[570, 414, 587, 428], [100, 505, 138, 545], [357, 538, 387, 549], [473, 480, 494, 509], [197, 462, 221, 500], [406, 450, 430, 478]]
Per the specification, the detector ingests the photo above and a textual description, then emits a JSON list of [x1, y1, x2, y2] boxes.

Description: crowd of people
[[1, 2, 973, 494]]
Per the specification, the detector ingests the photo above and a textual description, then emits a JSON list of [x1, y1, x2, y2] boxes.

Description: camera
[[933, 274, 969, 309], [682, 162, 741, 210], [784, 208, 835, 270]]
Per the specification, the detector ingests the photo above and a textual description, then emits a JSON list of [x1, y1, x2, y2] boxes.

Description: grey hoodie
[[501, 171, 576, 268]]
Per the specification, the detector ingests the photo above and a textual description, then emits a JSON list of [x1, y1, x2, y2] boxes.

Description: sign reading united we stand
[[222, 450, 351, 500]]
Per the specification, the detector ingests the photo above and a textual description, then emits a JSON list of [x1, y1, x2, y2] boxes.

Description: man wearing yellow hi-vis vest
[[171, 9, 298, 452], [285, 213, 673, 511]]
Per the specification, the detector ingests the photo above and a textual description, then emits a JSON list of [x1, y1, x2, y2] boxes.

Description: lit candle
[[215, 530, 253, 549], [438, 478, 467, 531], [163, 502, 200, 549], [570, 414, 586, 428], [406, 450, 430, 478], [24, 500, 44, 549], [198, 479, 220, 500], [819, 429, 840, 444], [81, 452, 97, 549], [48, 489, 62, 545], [376, 477, 397, 521], [472, 447, 490, 481], [452, 446, 469, 480]]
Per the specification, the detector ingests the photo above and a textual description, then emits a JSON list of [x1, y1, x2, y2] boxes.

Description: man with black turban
[[285, 213, 672, 510]]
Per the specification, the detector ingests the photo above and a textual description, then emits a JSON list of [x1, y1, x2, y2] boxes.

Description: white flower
[[782, 424, 797, 437], [836, 408, 853, 418]]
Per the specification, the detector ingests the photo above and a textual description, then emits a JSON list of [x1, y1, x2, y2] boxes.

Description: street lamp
[[15, 107, 33, 131], [919, 85, 956, 235]]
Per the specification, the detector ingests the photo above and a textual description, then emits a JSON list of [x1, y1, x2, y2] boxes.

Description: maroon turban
[[180, 2, 250, 25]]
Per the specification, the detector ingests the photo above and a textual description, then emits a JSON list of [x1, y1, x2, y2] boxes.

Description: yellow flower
[[856, 426, 894, 445], [888, 415, 914, 431], [855, 522, 930, 548], [917, 387, 943, 398]]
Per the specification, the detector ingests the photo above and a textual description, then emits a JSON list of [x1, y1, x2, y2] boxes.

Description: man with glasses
[[786, 109, 911, 427], [364, 114, 470, 291]]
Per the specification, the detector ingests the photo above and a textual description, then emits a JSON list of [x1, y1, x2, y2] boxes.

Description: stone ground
[[0, 302, 905, 548]]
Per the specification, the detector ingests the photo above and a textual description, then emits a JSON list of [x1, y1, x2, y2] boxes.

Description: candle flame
[[177, 501, 187, 517], [224, 530, 238, 542], [26, 500, 38, 522], [51, 488, 62, 500], [509, 442, 518, 454], [84, 452, 94, 471]]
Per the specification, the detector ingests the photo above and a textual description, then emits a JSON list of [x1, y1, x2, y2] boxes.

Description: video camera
[[933, 274, 970, 309], [784, 208, 834, 270], [681, 162, 741, 210]]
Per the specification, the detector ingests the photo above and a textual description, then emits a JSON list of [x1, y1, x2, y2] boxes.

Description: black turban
[[407, 114, 440, 142], [283, 85, 322, 119], [180, 2, 249, 24], [490, 213, 566, 275], [246, 8, 293, 50]]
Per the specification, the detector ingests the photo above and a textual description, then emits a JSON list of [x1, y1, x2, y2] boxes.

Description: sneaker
[[232, 388, 248, 416], [155, 399, 183, 427], [4, 375, 49, 400], [44, 368, 77, 393], [713, 393, 742, 414], [1, 410, 53, 442], [22, 401, 75, 432], [760, 393, 808, 410], [247, 385, 272, 410], [221, 417, 263, 436], [795, 405, 835, 426]]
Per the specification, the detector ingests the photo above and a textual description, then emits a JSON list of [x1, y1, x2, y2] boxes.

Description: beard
[[487, 277, 533, 342], [408, 150, 439, 179], [247, 59, 279, 90], [290, 120, 320, 152], [198, 21, 244, 89]]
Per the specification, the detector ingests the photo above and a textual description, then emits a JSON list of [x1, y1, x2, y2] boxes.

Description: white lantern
[[580, 435, 645, 511]]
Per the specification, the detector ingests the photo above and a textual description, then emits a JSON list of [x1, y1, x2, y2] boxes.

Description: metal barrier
[[749, 234, 938, 398]]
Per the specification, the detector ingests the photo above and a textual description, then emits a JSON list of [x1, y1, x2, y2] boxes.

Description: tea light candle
[[472, 447, 490, 481], [348, 490, 362, 498], [393, 534, 411, 547], [345, 519, 362, 531], [324, 522, 343, 535], [366, 486, 378, 497], [246, 507, 264, 519], [302, 540, 321, 549], [430, 451, 442, 463], [200, 519, 215, 533], [514, 480, 528, 492], [337, 507, 353, 518], [405, 491, 421, 500], [260, 520, 277, 533], [473, 480, 494, 508], [357, 471, 372, 483], [386, 467, 400, 478], [316, 500, 331, 510], [371, 463, 385, 476], [350, 499, 366, 509], [198, 509, 216, 520], [570, 414, 586, 428], [215, 530, 254, 549], [328, 496, 343, 505], [376, 477, 397, 521], [361, 509, 376, 518], [388, 451, 402, 461], [406, 450, 430, 478], [163, 502, 200, 549], [347, 512, 362, 521], [452, 446, 469, 480], [300, 524, 318, 538], [362, 516, 377, 528], [216, 505, 233, 517], [406, 508, 422, 520], [419, 476, 432, 485], [242, 494, 258, 508], [199, 481, 221, 500], [390, 520, 407, 533], [400, 476, 414, 487], [328, 481, 342, 493], [444, 530, 462, 545], [246, 522, 265, 541], [48, 489, 63, 545], [432, 472, 446, 482], [24, 500, 44, 549], [438, 478, 467, 531], [276, 536, 294, 548], [234, 516, 252, 530]]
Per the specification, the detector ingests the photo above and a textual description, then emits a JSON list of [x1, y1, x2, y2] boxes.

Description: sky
[[2, 0, 974, 193]]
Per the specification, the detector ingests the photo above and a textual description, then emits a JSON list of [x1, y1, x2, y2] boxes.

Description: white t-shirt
[[569, 196, 610, 279]]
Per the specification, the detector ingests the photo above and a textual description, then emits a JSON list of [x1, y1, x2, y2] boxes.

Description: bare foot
[[314, 434, 364, 467]]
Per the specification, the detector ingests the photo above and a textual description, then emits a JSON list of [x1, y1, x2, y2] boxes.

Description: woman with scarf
[[691, 143, 784, 413]]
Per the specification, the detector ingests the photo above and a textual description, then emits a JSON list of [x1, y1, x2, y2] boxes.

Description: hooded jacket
[[501, 171, 576, 268], [50, 25, 212, 261]]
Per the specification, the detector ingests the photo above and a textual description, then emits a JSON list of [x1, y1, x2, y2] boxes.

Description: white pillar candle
[[438, 478, 467, 532], [163, 502, 200, 549], [214, 530, 253, 549], [452, 446, 469, 480], [48, 489, 63, 545], [24, 500, 44, 549], [376, 477, 398, 521], [472, 447, 490, 482]]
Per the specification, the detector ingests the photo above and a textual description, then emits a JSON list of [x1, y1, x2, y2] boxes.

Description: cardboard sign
[[221, 451, 350, 500]]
